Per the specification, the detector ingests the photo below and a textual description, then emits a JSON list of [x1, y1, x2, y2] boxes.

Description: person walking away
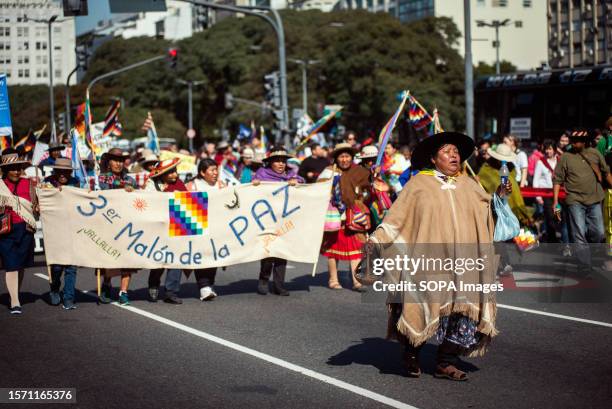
[[252, 146, 304, 296], [298, 143, 331, 183], [0, 150, 38, 314], [42, 158, 80, 309]]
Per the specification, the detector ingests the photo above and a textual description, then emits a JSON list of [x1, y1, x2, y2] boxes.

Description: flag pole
[[96, 268, 101, 301]]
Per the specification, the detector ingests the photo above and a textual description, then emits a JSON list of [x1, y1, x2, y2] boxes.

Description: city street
[[1, 255, 611, 409]]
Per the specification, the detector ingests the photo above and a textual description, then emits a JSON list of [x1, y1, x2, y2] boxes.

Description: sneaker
[[118, 291, 130, 306], [49, 291, 61, 306], [62, 300, 77, 310], [500, 264, 513, 276], [148, 287, 159, 302], [199, 286, 217, 301], [98, 284, 112, 304], [257, 280, 269, 295], [562, 245, 572, 257], [164, 295, 183, 305], [9, 306, 22, 315]]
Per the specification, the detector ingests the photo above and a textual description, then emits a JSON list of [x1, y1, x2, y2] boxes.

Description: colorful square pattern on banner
[[169, 192, 208, 237]]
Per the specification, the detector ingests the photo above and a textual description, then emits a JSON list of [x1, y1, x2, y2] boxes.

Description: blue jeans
[[568, 202, 605, 266], [50, 265, 77, 301], [148, 269, 182, 297]]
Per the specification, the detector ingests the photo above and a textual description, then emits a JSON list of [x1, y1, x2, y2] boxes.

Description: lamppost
[[289, 58, 319, 116], [24, 14, 60, 142], [176, 79, 204, 153], [475, 19, 517, 75]]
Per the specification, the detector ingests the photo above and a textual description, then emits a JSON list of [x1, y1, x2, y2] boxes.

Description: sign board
[[510, 117, 531, 139], [186, 128, 196, 139], [0, 74, 13, 141], [109, 0, 167, 13]]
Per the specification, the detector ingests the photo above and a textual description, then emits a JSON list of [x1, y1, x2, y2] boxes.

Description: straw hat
[[356, 145, 378, 160], [0, 152, 31, 168], [487, 143, 517, 163], [331, 142, 357, 159], [102, 147, 130, 161], [411, 132, 475, 170], [50, 157, 74, 171], [149, 157, 181, 179], [139, 152, 159, 166], [264, 146, 293, 163]]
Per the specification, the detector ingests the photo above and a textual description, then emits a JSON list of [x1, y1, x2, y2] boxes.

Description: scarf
[[255, 166, 304, 183], [0, 178, 36, 229]]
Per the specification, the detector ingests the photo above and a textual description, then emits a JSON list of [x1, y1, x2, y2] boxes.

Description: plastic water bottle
[[499, 161, 509, 186]]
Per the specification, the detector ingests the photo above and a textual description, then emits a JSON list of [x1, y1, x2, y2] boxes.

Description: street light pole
[[464, 0, 474, 139], [289, 58, 319, 116], [475, 19, 513, 75], [177, 79, 204, 153], [25, 14, 59, 143], [495, 24, 501, 75]]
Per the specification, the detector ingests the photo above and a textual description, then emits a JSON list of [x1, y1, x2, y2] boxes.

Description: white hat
[[487, 143, 517, 162], [241, 148, 254, 159], [356, 145, 378, 160]]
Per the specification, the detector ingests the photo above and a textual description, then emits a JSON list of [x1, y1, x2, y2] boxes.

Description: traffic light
[[224, 92, 234, 110], [272, 109, 283, 134], [75, 44, 89, 71], [57, 112, 66, 133], [263, 71, 280, 109], [195, 5, 210, 30], [168, 48, 178, 69]]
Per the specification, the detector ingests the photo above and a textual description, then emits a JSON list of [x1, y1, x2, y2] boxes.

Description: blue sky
[[75, 0, 112, 35]]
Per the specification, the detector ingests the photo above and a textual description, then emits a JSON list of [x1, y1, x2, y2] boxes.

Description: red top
[[163, 179, 187, 192], [3, 177, 32, 224]]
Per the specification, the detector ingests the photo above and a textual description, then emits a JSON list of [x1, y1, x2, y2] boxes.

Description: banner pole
[[96, 268, 101, 300], [311, 259, 318, 277]]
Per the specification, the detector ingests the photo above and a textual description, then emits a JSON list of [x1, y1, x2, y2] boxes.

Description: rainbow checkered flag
[[408, 94, 432, 131], [169, 192, 208, 236], [428, 107, 444, 136]]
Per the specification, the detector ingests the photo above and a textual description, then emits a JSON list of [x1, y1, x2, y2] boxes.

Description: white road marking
[[498, 304, 612, 328], [33, 273, 416, 409]]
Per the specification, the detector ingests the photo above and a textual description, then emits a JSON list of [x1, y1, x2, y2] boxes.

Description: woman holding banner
[[0, 150, 38, 315], [186, 158, 226, 301], [97, 148, 139, 306], [252, 146, 304, 296], [318, 143, 366, 292]]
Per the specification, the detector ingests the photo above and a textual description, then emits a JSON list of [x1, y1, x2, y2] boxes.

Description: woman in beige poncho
[[367, 132, 510, 381]]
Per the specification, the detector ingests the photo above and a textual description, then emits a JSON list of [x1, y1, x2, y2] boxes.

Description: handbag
[[346, 200, 371, 232], [0, 180, 20, 236], [324, 203, 341, 232], [493, 193, 520, 242]]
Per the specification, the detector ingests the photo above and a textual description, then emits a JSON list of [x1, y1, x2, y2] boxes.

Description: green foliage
[[8, 10, 468, 147], [475, 60, 517, 77]]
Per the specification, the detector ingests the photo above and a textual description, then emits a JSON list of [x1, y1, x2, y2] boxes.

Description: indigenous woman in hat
[[38, 142, 65, 169], [186, 158, 227, 301], [366, 132, 505, 381], [144, 158, 186, 304], [357, 145, 392, 229], [41, 158, 80, 309], [252, 146, 304, 296], [235, 147, 257, 184], [0, 149, 38, 314], [317, 143, 366, 292], [97, 148, 138, 306]]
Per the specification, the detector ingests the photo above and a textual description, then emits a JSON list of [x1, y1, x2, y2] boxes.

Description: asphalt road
[[1, 255, 612, 409]]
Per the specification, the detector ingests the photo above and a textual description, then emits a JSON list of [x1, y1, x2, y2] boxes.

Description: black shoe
[[9, 306, 22, 315], [271, 283, 289, 296], [98, 284, 112, 304], [257, 280, 269, 295], [148, 287, 159, 302], [164, 295, 183, 305]]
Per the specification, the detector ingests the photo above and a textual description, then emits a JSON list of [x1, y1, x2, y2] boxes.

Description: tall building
[[548, 0, 611, 68], [0, 0, 76, 86], [339, 0, 548, 71]]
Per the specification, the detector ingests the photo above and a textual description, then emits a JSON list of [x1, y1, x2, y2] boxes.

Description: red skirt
[[321, 226, 364, 260]]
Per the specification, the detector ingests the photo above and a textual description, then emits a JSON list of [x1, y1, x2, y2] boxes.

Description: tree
[[8, 10, 469, 148], [474, 60, 517, 77]]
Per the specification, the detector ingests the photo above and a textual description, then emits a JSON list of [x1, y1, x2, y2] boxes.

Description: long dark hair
[[196, 158, 217, 180]]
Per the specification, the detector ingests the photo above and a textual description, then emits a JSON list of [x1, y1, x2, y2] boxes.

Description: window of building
[[54, 44, 61, 50], [515, 21, 523, 28], [5, 71, 9, 78], [36, 41, 47, 50], [492, 0, 507, 7], [36, 27, 45, 37], [36, 69, 41, 78], [0, 27, 10, 37], [24, 69, 29, 78], [53, 26, 61, 34], [477, 0, 486, 6], [523, 0, 532, 7], [55, 69, 61, 79], [42, 55, 47, 64], [17, 41, 28, 50], [18, 69, 23, 78], [42, 69, 47, 78]]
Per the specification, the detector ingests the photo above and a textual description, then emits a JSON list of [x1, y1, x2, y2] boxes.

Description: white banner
[[38, 182, 330, 269]]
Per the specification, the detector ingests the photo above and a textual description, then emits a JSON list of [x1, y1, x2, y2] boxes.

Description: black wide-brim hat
[[411, 132, 475, 170]]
